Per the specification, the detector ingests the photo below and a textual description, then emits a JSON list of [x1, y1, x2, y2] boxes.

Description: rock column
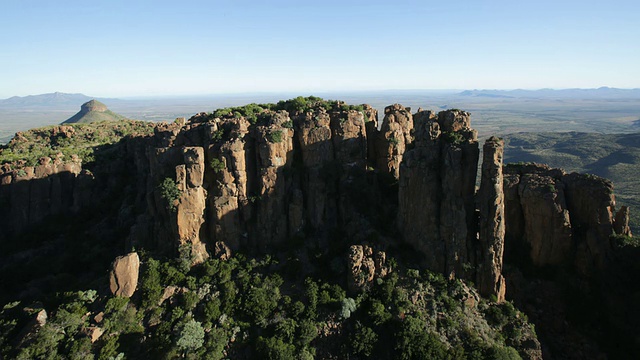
[[477, 137, 506, 302]]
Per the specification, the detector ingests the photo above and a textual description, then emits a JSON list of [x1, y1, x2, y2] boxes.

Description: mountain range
[[458, 87, 640, 99], [0, 92, 118, 108]]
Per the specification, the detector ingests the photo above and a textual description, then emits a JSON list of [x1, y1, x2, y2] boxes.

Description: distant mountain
[[0, 92, 118, 108], [459, 87, 640, 99], [62, 99, 127, 124]]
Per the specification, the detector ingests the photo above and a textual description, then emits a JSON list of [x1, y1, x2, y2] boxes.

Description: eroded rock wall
[[503, 164, 624, 275]]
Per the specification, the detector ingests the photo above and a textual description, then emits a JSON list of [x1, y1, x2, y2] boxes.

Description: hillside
[[0, 97, 638, 359], [503, 132, 640, 233]]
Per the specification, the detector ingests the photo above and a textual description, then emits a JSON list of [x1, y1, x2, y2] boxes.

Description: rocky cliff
[[1, 99, 631, 298], [1, 97, 636, 358]]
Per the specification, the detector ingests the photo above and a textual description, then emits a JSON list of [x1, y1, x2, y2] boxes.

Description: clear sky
[[0, 0, 638, 98]]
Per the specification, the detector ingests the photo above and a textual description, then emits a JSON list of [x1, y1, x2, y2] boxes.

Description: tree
[[176, 319, 205, 354], [159, 178, 181, 211], [351, 322, 378, 358]]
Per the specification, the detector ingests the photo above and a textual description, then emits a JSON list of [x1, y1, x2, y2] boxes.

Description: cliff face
[[0, 100, 631, 301], [503, 164, 621, 275]]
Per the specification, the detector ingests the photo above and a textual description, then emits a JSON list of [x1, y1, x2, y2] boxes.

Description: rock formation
[[0, 154, 84, 240], [614, 206, 632, 236], [503, 164, 626, 275], [109, 252, 140, 297], [477, 137, 507, 302], [0, 99, 633, 305], [397, 109, 483, 286], [347, 245, 388, 293], [375, 104, 413, 181]]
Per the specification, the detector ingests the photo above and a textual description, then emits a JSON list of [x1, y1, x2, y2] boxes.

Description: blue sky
[[0, 0, 638, 98]]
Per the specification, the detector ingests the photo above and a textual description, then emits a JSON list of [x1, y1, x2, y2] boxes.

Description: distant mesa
[[62, 99, 127, 124]]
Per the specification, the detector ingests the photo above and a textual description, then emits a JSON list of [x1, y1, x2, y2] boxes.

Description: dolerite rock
[[437, 109, 471, 132], [614, 206, 632, 236], [398, 110, 443, 269], [347, 245, 388, 293], [253, 111, 294, 248], [398, 109, 478, 279], [109, 252, 140, 297], [176, 147, 209, 265], [363, 105, 379, 168], [0, 155, 83, 242], [518, 173, 572, 267], [208, 117, 252, 252], [296, 109, 337, 230], [477, 137, 506, 302], [562, 173, 615, 273], [330, 109, 369, 233], [375, 104, 413, 181]]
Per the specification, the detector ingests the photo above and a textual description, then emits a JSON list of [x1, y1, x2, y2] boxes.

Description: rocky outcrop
[[477, 137, 506, 302], [1, 99, 632, 307], [614, 206, 632, 236], [176, 147, 209, 264], [562, 172, 615, 273], [374, 104, 413, 181], [503, 164, 626, 275], [208, 117, 253, 252], [253, 111, 295, 249], [296, 109, 336, 231], [109, 252, 140, 297], [398, 109, 480, 281], [0, 155, 84, 242], [347, 245, 388, 293]]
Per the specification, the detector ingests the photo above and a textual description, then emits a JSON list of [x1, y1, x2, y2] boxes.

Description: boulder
[[109, 252, 140, 297]]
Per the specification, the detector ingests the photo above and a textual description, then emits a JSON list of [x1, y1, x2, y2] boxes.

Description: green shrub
[[442, 131, 464, 145], [211, 129, 224, 142], [267, 130, 284, 143], [159, 178, 181, 212], [282, 120, 294, 129], [340, 297, 357, 319], [351, 322, 378, 358], [176, 319, 205, 354], [297, 319, 317, 347], [210, 158, 225, 173], [611, 233, 640, 248], [256, 336, 297, 360]]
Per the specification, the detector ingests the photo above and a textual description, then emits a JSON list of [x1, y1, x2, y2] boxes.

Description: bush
[[611, 233, 640, 248], [297, 319, 317, 347], [176, 319, 205, 354], [351, 322, 378, 358], [159, 178, 181, 211], [340, 298, 357, 319], [267, 130, 284, 143], [282, 120, 294, 129], [442, 131, 464, 145], [395, 316, 449, 360], [256, 336, 297, 360], [210, 158, 225, 173]]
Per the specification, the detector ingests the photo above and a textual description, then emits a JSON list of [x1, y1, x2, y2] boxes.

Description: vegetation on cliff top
[[209, 96, 367, 124], [0, 120, 154, 167]]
